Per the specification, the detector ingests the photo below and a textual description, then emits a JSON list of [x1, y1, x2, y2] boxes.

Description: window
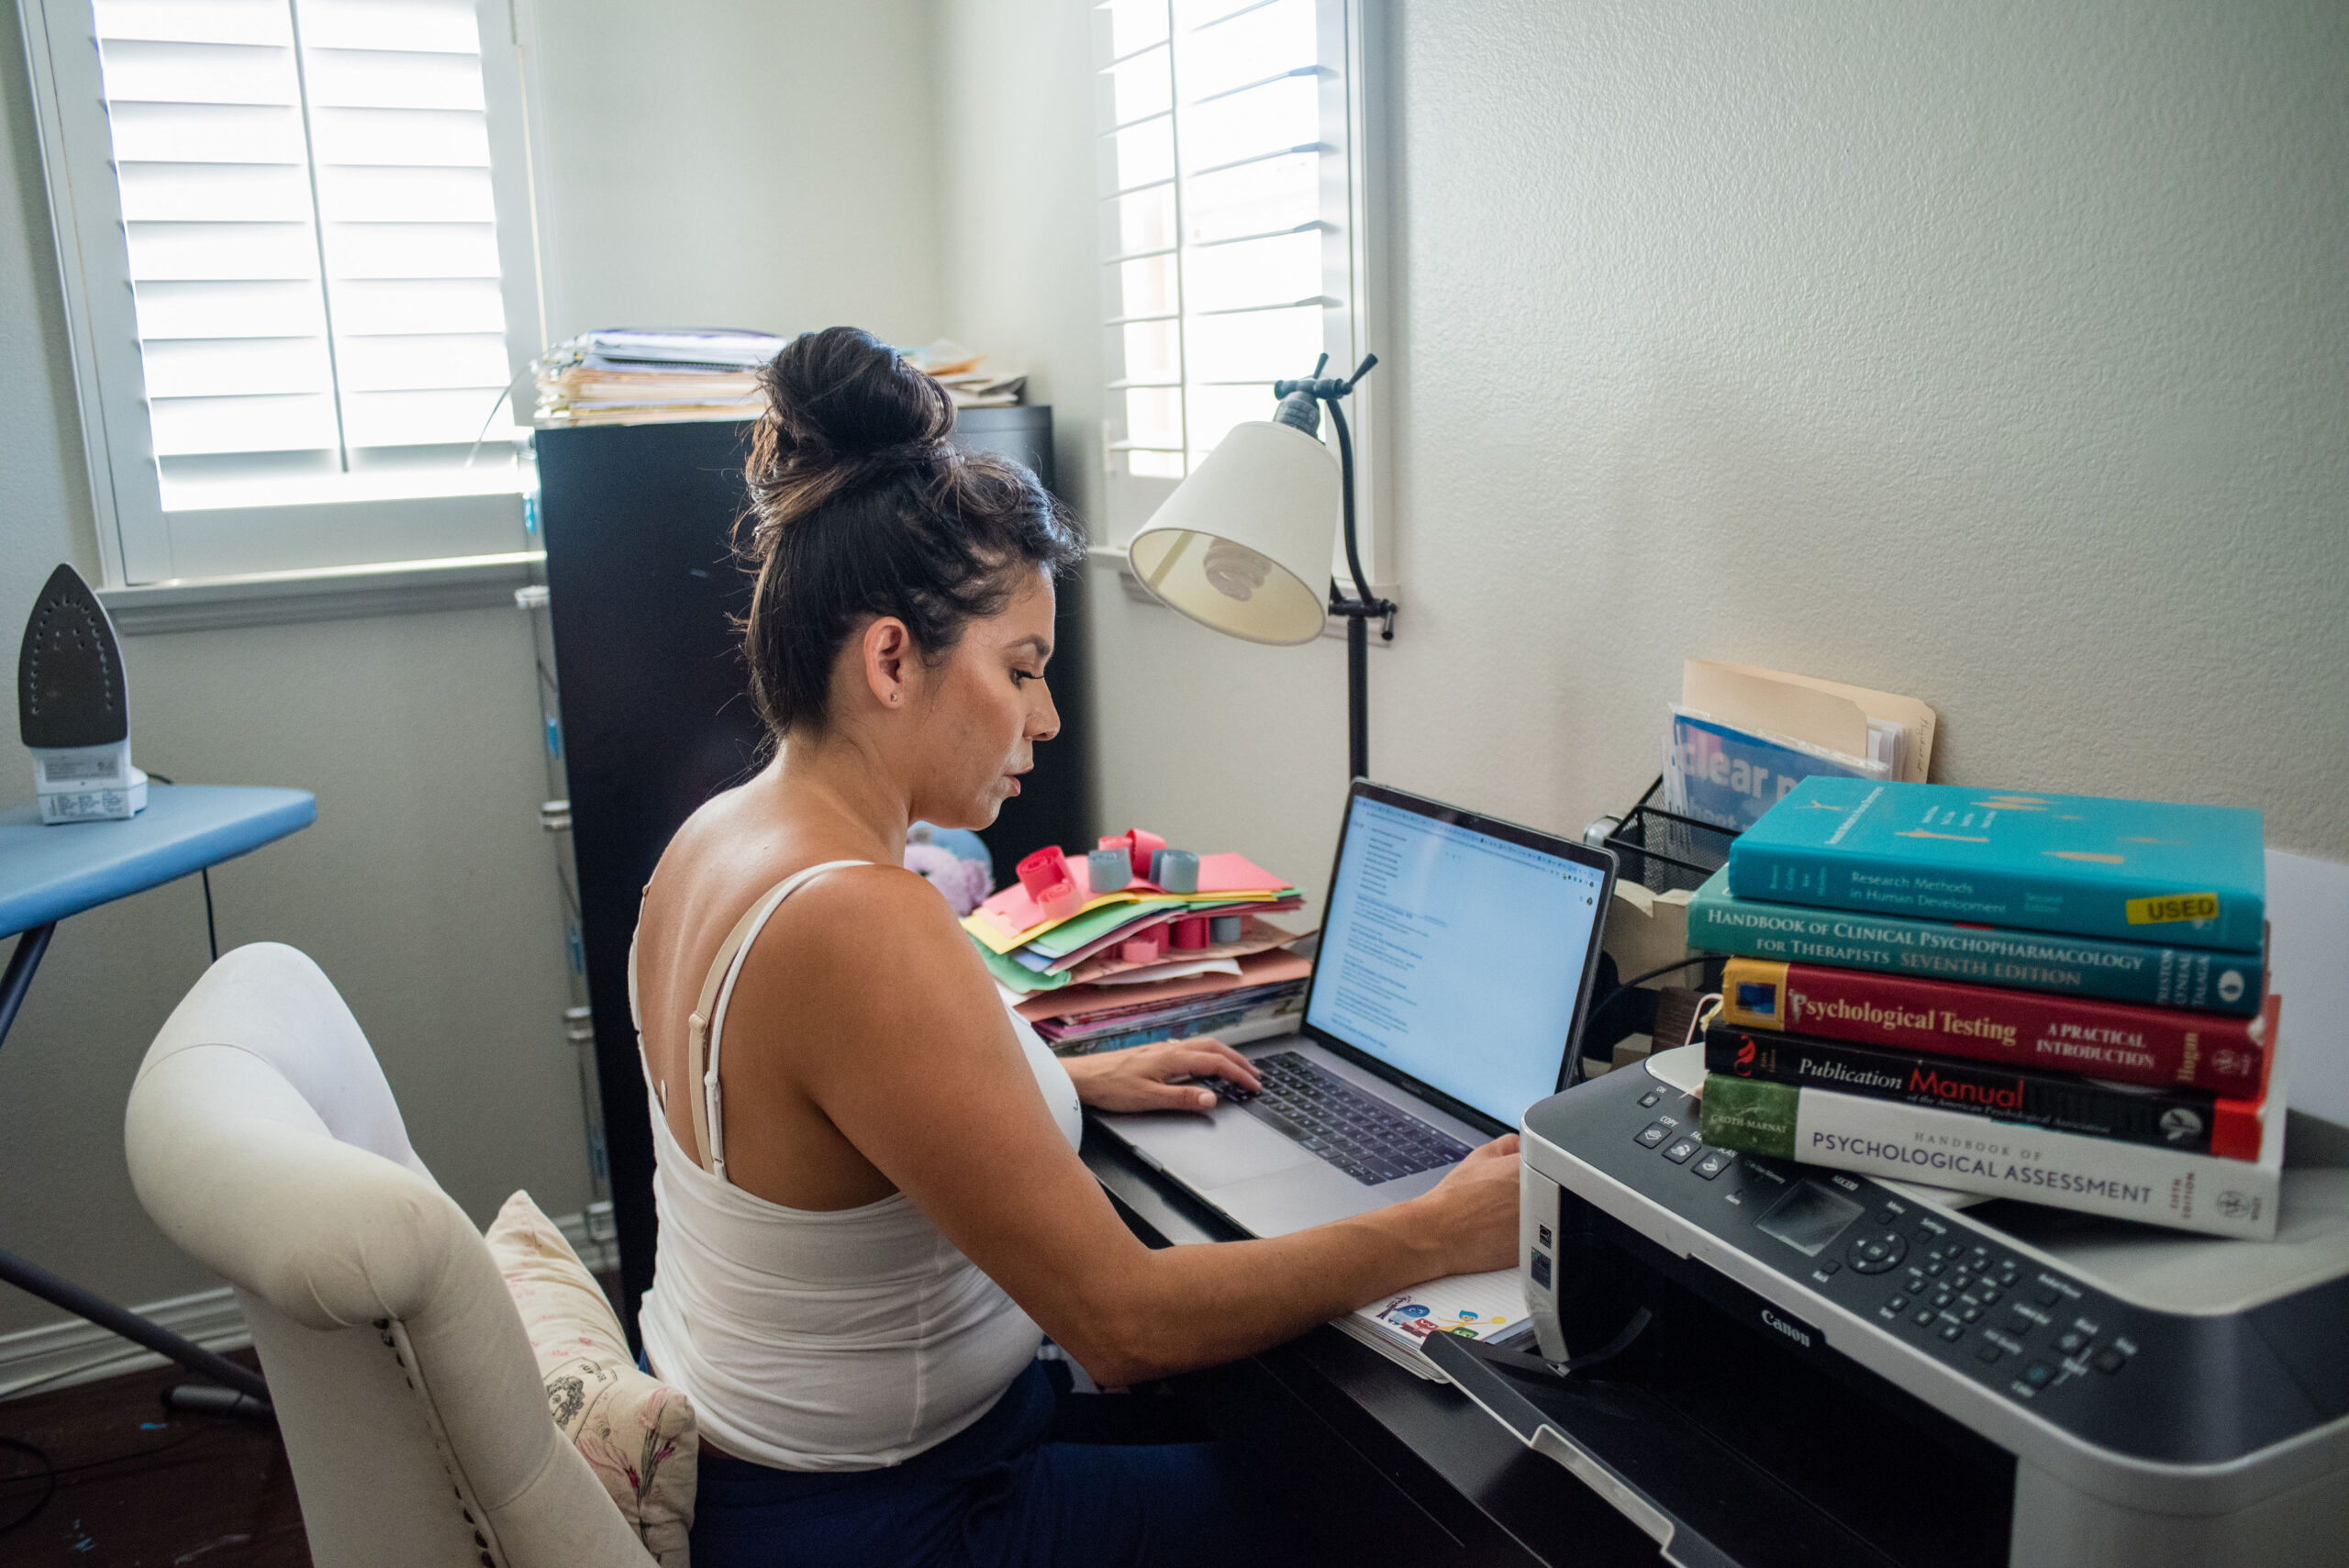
[[20, 0, 540, 584], [1092, 0, 1383, 566]]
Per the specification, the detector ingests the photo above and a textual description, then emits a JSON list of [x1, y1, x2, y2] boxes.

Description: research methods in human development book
[[1726, 779, 2266, 951]]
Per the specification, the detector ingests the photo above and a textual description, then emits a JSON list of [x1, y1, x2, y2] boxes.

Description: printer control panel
[[1542, 1067, 2321, 1466]]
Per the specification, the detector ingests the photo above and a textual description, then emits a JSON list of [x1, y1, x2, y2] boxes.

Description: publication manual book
[[1726, 778, 2266, 951], [1717, 957, 2268, 1095], [1686, 872, 2264, 1017], [1702, 1020, 2268, 1160], [1698, 999, 2287, 1240]]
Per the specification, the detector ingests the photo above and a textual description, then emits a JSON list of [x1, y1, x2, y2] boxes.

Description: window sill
[[97, 551, 543, 636]]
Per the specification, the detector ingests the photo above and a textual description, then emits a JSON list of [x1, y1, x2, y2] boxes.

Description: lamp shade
[[1123, 421, 1338, 646]]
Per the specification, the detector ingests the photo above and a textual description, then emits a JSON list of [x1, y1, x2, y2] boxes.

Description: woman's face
[[907, 567, 1061, 829]]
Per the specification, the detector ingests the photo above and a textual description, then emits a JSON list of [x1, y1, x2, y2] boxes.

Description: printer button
[[2055, 1329, 2089, 1356], [1939, 1321, 1965, 1342], [1692, 1150, 1735, 1180], [2033, 1284, 2064, 1308], [2092, 1347, 2130, 1374], [2004, 1309, 2037, 1339], [1886, 1295, 1910, 1313], [1635, 1120, 1673, 1148], [2023, 1361, 2056, 1388], [1661, 1136, 1702, 1164], [1638, 1089, 1664, 1108], [1976, 1286, 2002, 1306], [1976, 1343, 2006, 1365], [1911, 1308, 1937, 1327]]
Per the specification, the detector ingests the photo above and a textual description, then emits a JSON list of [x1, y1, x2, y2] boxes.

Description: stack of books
[[964, 840, 1308, 1056], [534, 329, 782, 426], [1688, 778, 2283, 1240]]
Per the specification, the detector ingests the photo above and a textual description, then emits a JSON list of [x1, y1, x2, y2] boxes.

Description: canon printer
[[1425, 1043, 2349, 1568]]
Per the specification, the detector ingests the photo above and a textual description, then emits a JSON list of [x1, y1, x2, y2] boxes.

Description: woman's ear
[[863, 616, 914, 710]]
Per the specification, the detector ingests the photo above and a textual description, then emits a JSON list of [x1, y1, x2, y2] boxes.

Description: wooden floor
[[0, 1351, 307, 1568]]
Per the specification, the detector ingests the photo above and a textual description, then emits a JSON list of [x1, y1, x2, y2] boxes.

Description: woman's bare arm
[[719, 868, 1521, 1388]]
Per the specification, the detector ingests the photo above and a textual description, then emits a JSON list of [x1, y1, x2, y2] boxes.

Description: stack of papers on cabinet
[[534, 328, 781, 426]]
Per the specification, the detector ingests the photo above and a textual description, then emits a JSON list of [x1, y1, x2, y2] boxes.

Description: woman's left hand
[[1062, 1036, 1264, 1114]]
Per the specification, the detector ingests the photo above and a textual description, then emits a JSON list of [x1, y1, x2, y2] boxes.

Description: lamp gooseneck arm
[[1326, 394, 1374, 614]]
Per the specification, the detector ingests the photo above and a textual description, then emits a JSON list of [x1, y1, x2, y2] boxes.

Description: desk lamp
[[1125, 354, 1396, 780]]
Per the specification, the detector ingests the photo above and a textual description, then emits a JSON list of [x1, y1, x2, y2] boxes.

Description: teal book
[[1686, 872, 2265, 1016], [1726, 779, 2264, 951]]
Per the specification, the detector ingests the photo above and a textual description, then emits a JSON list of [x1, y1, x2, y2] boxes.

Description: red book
[[1719, 958, 2268, 1096]]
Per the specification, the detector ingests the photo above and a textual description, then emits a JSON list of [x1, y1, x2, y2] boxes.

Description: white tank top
[[629, 860, 1082, 1472]]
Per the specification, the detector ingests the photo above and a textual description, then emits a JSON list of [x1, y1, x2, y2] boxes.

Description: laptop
[[1091, 781, 1617, 1240]]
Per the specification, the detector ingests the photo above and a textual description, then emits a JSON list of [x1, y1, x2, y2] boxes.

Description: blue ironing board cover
[[0, 784, 316, 937]]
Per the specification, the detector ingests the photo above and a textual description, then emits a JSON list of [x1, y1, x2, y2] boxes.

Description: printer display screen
[[1756, 1181, 1865, 1257]]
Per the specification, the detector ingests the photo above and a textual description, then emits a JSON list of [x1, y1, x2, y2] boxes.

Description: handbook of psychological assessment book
[[1685, 873, 2265, 1018], [1697, 999, 2287, 1240], [1726, 778, 2266, 952], [1716, 957, 2268, 1095]]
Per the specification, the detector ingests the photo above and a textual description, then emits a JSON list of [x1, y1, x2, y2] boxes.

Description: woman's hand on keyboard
[[1062, 1036, 1264, 1114], [1413, 1134, 1522, 1276]]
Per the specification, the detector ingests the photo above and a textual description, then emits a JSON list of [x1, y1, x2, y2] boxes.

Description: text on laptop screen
[[1306, 796, 1605, 1126]]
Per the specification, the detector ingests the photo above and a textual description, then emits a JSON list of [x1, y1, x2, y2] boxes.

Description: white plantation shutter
[[1094, 0, 1367, 485], [21, 0, 540, 583]]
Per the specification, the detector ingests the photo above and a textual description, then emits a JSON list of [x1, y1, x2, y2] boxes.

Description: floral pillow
[[484, 1192, 696, 1567]]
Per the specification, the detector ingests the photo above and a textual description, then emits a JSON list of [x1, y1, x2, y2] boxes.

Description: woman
[[631, 328, 1521, 1568]]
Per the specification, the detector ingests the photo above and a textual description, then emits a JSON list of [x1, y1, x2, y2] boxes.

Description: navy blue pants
[[687, 1362, 1280, 1568]]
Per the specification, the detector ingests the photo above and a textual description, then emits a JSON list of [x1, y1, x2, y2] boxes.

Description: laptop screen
[[1305, 791, 1610, 1127]]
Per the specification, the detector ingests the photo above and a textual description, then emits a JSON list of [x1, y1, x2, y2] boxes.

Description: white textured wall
[[942, 0, 2349, 924], [525, 0, 941, 345]]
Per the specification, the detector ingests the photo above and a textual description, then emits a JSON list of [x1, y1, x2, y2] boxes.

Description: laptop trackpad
[[1117, 1106, 1314, 1185]]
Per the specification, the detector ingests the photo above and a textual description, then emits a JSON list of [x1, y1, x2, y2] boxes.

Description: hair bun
[[761, 326, 951, 461], [747, 328, 955, 537]]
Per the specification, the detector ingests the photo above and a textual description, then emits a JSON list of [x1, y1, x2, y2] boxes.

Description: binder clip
[[1208, 914, 1242, 943], [1171, 915, 1210, 951], [1099, 828, 1166, 882], [1086, 848, 1131, 894], [1016, 846, 1085, 922], [1149, 848, 1199, 894]]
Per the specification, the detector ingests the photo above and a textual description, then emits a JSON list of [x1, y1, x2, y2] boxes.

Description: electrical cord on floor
[[0, 1417, 237, 1538], [139, 774, 219, 962], [0, 1437, 57, 1539]]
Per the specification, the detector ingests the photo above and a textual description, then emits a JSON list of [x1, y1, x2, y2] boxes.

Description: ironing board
[[0, 784, 316, 1404]]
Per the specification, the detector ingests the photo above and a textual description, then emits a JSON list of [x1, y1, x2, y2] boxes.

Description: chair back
[[125, 942, 651, 1568]]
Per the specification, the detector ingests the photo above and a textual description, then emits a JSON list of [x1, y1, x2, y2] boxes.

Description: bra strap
[[688, 860, 871, 1176]]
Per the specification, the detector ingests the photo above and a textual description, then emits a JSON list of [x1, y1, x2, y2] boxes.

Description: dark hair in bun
[[739, 327, 1085, 736]]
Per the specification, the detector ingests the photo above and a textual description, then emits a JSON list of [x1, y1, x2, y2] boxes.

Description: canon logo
[[1760, 1307, 1813, 1350]]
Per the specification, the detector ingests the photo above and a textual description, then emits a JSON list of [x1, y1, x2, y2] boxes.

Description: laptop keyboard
[[1211, 1051, 1475, 1185]]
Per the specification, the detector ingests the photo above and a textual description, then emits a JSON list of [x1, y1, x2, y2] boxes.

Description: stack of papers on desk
[[1341, 1269, 1529, 1383], [1016, 946, 1311, 1055], [969, 847, 1309, 1053]]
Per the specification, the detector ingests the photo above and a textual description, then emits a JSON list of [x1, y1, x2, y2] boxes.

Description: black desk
[[1082, 1124, 1662, 1568]]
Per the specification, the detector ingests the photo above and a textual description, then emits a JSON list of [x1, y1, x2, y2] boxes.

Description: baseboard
[[0, 1285, 250, 1403], [0, 1201, 618, 1402]]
